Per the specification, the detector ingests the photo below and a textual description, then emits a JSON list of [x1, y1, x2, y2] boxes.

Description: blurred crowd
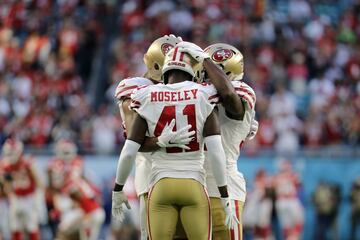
[[0, 0, 123, 154], [1, 0, 360, 155], [104, 0, 360, 155]]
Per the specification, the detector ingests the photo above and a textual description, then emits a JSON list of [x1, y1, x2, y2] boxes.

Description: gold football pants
[[147, 178, 211, 240], [210, 197, 244, 240]]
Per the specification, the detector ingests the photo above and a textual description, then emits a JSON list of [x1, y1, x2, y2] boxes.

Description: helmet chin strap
[[162, 72, 169, 84]]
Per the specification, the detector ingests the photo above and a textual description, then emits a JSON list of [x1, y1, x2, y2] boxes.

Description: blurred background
[[0, 0, 360, 239]]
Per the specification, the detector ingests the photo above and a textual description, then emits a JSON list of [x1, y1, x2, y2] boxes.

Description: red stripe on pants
[[202, 187, 212, 240], [147, 187, 154, 240], [235, 200, 241, 240]]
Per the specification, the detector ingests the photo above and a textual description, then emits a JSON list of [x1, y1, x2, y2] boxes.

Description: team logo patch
[[161, 43, 174, 55], [212, 49, 233, 62]]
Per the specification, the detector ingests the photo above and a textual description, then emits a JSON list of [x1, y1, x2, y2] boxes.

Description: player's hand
[[112, 191, 131, 222], [246, 119, 258, 140], [164, 34, 183, 42], [157, 119, 195, 150], [177, 41, 209, 62], [221, 198, 240, 229]]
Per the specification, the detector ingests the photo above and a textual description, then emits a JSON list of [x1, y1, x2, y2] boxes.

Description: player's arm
[[112, 113, 147, 221], [29, 163, 43, 189], [2, 179, 12, 196], [64, 185, 82, 202], [203, 110, 228, 198], [0, 172, 9, 197], [204, 59, 245, 120], [120, 99, 160, 152], [203, 110, 240, 228], [46, 167, 53, 188], [114, 113, 147, 192]]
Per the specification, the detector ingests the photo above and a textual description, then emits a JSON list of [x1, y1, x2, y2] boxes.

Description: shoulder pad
[[115, 77, 153, 101], [129, 85, 151, 110], [232, 81, 256, 109], [199, 82, 219, 104]]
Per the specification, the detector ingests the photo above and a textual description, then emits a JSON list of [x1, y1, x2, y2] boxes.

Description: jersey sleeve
[[232, 81, 256, 110], [114, 77, 153, 102], [201, 83, 219, 105], [129, 85, 150, 115], [196, 83, 219, 121]]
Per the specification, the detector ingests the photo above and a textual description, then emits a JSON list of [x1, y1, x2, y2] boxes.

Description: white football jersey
[[115, 77, 154, 196], [130, 81, 218, 189], [205, 81, 256, 201]]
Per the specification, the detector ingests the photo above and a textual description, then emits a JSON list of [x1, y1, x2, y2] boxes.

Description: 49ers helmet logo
[[161, 43, 174, 55], [212, 49, 233, 62]]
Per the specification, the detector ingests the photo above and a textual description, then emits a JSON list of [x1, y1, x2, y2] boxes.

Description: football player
[[46, 139, 84, 238], [61, 174, 105, 240], [0, 139, 43, 240], [48, 139, 84, 190], [242, 169, 274, 240], [178, 42, 258, 240], [114, 34, 193, 240], [112, 45, 239, 240], [273, 160, 303, 240]]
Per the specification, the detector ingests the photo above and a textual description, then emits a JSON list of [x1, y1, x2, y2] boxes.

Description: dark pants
[[350, 210, 360, 240], [313, 213, 337, 240]]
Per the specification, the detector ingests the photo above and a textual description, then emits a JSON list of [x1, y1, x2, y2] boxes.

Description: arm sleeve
[[204, 135, 227, 187], [115, 140, 141, 185]]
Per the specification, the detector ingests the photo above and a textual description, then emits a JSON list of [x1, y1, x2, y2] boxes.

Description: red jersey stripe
[[115, 85, 138, 98]]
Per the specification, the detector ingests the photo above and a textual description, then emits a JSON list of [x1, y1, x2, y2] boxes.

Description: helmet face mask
[[162, 47, 203, 84], [143, 36, 182, 82], [204, 43, 244, 81]]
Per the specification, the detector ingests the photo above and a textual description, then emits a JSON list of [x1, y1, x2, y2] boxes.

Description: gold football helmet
[[162, 47, 203, 84], [204, 43, 244, 81], [143, 35, 182, 82]]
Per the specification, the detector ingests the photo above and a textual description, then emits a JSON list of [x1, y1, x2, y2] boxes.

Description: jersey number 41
[[154, 104, 200, 153]]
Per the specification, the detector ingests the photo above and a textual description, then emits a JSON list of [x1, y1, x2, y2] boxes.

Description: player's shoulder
[[123, 77, 153, 86], [232, 81, 255, 92], [196, 82, 219, 104], [131, 83, 154, 98], [129, 83, 156, 109], [197, 82, 217, 93], [115, 77, 153, 101], [232, 81, 256, 97], [232, 80, 256, 109]]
